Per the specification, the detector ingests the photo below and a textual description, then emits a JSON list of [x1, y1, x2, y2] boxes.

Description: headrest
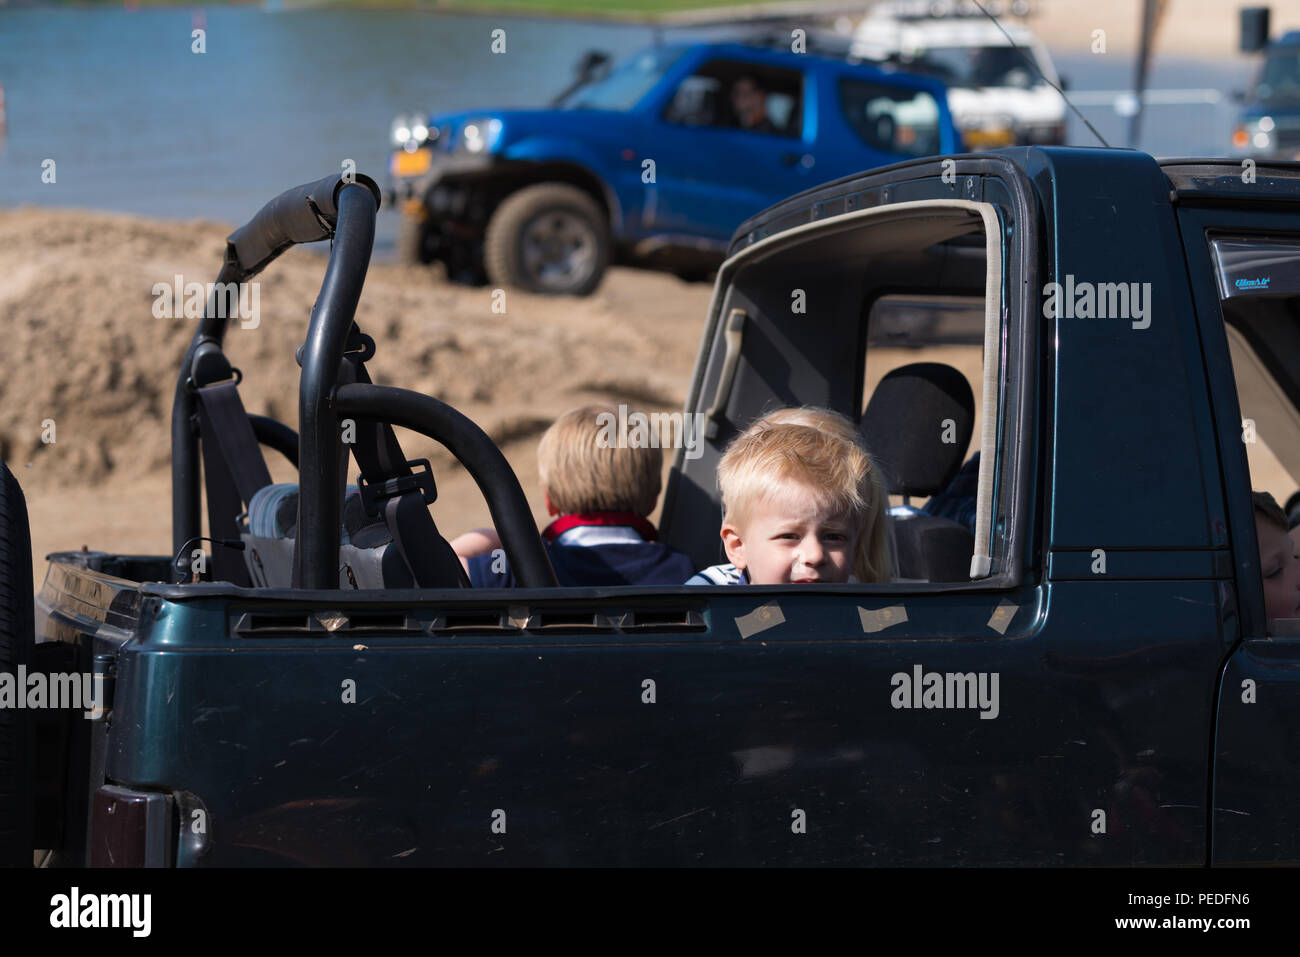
[[860, 363, 974, 497], [246, 483, 384, 545]]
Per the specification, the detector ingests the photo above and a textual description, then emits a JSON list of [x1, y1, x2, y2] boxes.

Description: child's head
[[537, 404, 662, 517], [1254, 490, 1300, 619], [752, 405, 861, 441], [717, 409, 893, 584]]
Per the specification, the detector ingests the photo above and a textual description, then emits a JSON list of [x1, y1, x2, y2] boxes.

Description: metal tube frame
[[333, 384, 556, 589]]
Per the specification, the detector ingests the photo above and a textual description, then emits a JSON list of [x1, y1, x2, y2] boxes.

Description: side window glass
[[663, 60, 802, 137], [838, 77, 941, 156], [664, 74, 723, 127], [1209, 235, 1300, 625], [861, 291, 992, 583]]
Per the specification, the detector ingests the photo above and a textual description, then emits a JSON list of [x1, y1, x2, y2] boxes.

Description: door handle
[[782, 153, 814, 168]]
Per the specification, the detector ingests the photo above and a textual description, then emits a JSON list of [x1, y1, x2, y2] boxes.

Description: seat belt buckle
[[357, 458, 437, 517]]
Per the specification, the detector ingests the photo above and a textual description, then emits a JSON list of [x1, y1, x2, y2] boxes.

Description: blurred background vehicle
[[1234, 6, 1300, 159], [387, 40, 959, 295], [850, 0, 1067, 149]]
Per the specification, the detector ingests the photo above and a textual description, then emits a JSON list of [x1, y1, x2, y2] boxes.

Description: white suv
[[851, 9, 1066, 149]]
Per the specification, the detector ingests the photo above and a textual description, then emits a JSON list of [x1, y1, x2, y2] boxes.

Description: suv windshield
[[907, 45, 1043, 89], [1255, 46, 1300, 105], [564, 47, 685, 112]]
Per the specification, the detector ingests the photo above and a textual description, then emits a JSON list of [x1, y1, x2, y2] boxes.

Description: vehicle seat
[[240, 483, 415, 589], [860, 362, 976, 582]]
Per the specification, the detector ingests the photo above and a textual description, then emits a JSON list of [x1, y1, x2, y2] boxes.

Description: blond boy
[[454, 404, 695, 587], [687, 408, 894, 585]]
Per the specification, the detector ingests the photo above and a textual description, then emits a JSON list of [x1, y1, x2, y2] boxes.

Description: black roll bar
[[170, 172, 551, 591], [171, 174, 381, 561], [227, 172, 383, 282], [248, 416, 299, 468], [294, 183, 378, 588], [334, 384, 557, 589]]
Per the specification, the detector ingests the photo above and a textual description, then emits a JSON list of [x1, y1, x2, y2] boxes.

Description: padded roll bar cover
[[225, 174, 383, 279]]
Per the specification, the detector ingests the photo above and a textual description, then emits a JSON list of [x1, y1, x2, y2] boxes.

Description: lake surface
[[0, 6, 1257, 256]]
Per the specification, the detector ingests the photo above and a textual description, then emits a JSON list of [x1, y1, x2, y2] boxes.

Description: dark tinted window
[[1256, 46, 1300, 106], [839, 78, 942, 156], [663, 59, 802, 137], [908, 45, 1043, 89]]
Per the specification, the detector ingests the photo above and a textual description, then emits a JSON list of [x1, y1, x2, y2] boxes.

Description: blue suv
[[389, 41, 959, 294]]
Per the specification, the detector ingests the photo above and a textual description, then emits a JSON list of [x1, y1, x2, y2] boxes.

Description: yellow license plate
[[965, 128, 1016, 148], [391, 148, 432, 178]]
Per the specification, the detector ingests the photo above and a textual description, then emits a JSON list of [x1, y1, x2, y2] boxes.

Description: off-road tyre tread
[[483, 183, 610, 296]]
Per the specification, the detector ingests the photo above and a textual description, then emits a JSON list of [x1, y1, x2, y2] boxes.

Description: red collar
[[542, 512, 658, 542]]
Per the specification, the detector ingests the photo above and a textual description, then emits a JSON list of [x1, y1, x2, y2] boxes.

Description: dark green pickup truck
[[4, 148, 1300, 867]]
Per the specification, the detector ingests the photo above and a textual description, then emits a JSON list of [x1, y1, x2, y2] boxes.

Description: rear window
[[838, 78, 941, 156], [905, 45, 1045, 90]]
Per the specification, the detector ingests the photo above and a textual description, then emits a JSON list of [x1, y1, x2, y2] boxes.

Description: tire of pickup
[[0, 460, 34, 866], [395, 212, 433, 266], [483, 183, 610, 296]]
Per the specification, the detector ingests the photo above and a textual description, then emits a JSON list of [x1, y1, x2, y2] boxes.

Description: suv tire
[[0, 460, 34, 866], [395, 212, 434, 266], [484, 183, 610, 296]]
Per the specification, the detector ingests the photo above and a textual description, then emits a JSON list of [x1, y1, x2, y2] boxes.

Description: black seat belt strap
[[343, 356, 467, 588], [194, 380, 274, 504], [190, 350, 273, 586]]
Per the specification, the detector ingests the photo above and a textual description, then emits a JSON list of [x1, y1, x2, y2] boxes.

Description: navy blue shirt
[[468, 518, 695, 588]]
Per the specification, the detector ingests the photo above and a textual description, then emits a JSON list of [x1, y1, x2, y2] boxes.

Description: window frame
[[1174, 209, 1300, 640], [660, 163, 1040, 594]]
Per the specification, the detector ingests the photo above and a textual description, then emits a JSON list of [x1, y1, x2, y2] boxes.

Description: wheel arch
[[492, 160, 623, 234]]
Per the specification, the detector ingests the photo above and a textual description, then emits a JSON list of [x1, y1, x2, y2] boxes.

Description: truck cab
[[6, 147, 1300, 866]]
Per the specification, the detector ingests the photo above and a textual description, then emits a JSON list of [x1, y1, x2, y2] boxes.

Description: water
[[0, 6, 1263, 255], [0, 7, 665, 254]]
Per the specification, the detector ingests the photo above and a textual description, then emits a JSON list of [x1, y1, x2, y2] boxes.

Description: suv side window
[[838, 77, 942, 156], [663, 59, 803, 137]]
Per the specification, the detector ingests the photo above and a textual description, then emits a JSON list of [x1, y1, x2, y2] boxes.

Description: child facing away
[[1254, 490, 1300, 620], [687, 407, 895, 585], [452, 403, 695, 588]]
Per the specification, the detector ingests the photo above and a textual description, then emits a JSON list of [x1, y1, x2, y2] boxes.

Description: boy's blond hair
[[719, 407, 894, 583], [538, 404, 662, 517]]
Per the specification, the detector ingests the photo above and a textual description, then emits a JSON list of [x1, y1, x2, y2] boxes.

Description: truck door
[[1177, 202, 1300, 864], [655, 153, 1229, 865]]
